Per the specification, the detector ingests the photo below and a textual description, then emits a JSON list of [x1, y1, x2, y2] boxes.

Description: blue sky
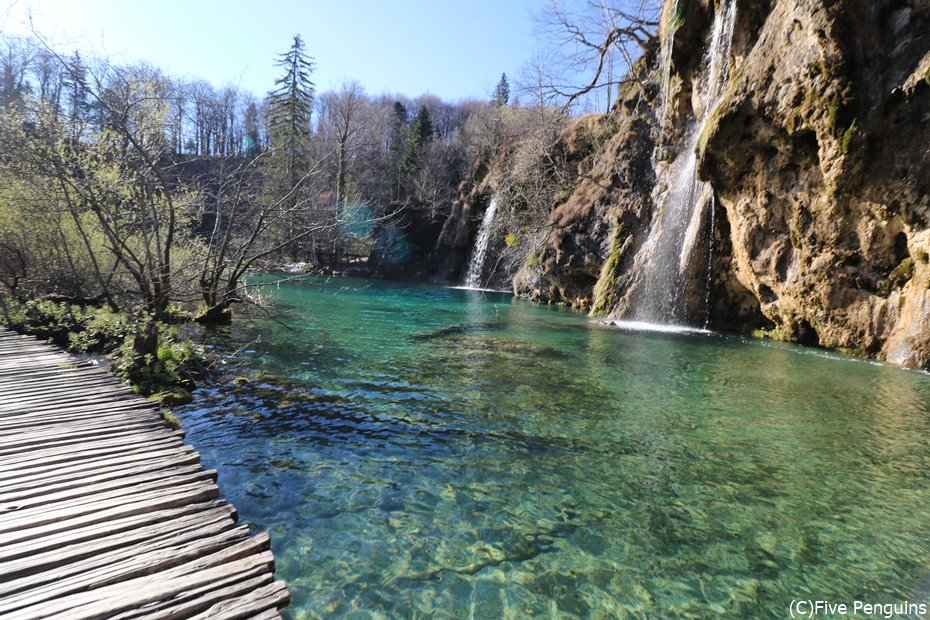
[[2, 0, 542, 101]]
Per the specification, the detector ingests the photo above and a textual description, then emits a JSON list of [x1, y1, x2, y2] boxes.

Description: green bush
[[68, 307, 132, 353], [3, 297, 206, 396], [113, 328, 205, 396]]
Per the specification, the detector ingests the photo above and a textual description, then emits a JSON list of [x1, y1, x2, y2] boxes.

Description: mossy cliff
[[693, 0, 930, 365], [438, 0, 930, 369]]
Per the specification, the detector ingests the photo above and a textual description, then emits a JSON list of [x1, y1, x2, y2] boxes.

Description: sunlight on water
[[177, 277, 930, 619]]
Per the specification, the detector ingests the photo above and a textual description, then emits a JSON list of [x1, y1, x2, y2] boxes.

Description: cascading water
[[631, 0, 737, 324], [463, 198, 499, 289]]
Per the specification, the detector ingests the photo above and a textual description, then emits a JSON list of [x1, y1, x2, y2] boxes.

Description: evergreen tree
[[492, 73, 510, 106], [267, 34, 315, 155], [400, 105, 433, 193], [63, 52, 89, 137], [264, 34, 316, 253], [406, 105, 432, 160]]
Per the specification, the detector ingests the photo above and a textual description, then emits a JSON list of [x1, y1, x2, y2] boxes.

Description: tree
[[0, 36, 32, 107], [493, 73, 510, 106], [389, 100, 408, 199], [265, 34, 316, 253], [523, 0, 660, 112], [322, 80, 365, 206], [400, 105, 433, 190]]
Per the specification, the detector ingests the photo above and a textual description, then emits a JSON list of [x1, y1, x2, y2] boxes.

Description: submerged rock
[[412, 321, 506, 341]]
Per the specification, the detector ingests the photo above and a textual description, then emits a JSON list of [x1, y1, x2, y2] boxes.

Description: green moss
[[590, 221, 627, 316], [914, 250, 928, 263], [840, 119, 857, 154], [504, 233, 518, 247], [161, 410, 183, 429], [148, 388, 194, 408], [877, 257, 915, 297], [194, 304, 232, 325], [814, 60, 835, 79], [826, 94, 842, 134], [114, 328, 205, 396], [527, 253, 541, 268], [752, 327, 791, 343]]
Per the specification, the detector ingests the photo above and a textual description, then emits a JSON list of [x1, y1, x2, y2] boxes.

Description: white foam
[[450, 286, 510, 294], [607, 320, 713, 335]]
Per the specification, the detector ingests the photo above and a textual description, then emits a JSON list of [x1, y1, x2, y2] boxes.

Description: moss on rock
[[590, 221, 627, 316], [148, 388, 194, 407]]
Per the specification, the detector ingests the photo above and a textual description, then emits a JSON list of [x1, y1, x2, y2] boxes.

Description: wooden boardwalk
[[0, 328, 289, 619]]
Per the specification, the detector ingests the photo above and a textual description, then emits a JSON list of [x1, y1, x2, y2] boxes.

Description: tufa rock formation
[[441, 0, 930, 369], [695, 0, 930, 365]]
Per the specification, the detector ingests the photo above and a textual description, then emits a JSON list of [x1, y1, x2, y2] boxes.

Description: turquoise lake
[[176, 276, 930, 619]]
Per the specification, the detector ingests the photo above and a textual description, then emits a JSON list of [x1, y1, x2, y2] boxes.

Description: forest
[[0, 2, 659, 398]]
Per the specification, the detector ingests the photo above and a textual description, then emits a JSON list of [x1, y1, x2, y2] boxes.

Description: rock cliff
[[441, 0, 930, 369], [695, 0, 930, 365]]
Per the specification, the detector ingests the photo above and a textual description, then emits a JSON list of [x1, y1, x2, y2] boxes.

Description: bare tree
[[522, 0, 660, 112]]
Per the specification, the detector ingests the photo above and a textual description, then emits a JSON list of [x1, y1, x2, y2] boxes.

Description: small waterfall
[[463, 198, 499, 289], [632, 0, 736, 324]]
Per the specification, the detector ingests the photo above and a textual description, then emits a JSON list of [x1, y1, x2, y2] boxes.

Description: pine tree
[[492, 73, 510, 106], [267, 34, 315, 148], [400, 105, 433, 193], [264, 34, 316, 253], [63, 52, 90, 137], [243, 101, 261, 154], [406, 105, 433, 161]]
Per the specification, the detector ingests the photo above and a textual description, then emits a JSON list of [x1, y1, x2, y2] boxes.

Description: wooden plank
[[186, 581, 290, 620], [0, 445, 199, 492], [20, 551, 276, 619], [0, 500, 233, 564], [0, 385, 137, 409], [109, 574, 275, 620], [0, 424, 181, 458], [0, 507, 240, 594], [0, 405, 158, 433], [0, 525, 253, 612], [0, 438, 187, 481], [0, 449, 202, 498], [0, 327, 288, 617], [0, 395, 156, 418], [0, 427, 185, 463], [1, 462, 209, 505], [0, 418, 166, 452], [0, 467, 217, 520], [0, 482, 221, 545]]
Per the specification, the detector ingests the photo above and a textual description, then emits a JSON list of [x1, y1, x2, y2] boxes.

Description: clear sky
[[2, 0, 543, 101]]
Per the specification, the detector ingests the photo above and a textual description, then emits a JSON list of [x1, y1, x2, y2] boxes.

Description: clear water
[[177, 277, 930, 619]]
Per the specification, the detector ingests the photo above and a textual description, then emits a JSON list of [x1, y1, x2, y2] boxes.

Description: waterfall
[[631, 0, 736, 324], [463, 198, 499, 289]]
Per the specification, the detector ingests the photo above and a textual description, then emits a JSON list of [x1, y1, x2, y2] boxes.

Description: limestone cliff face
[[443, 0, 930, 369], [512, 80, 657, 310], [695, 0, 930, 365], [545, 0, 930, 368]]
